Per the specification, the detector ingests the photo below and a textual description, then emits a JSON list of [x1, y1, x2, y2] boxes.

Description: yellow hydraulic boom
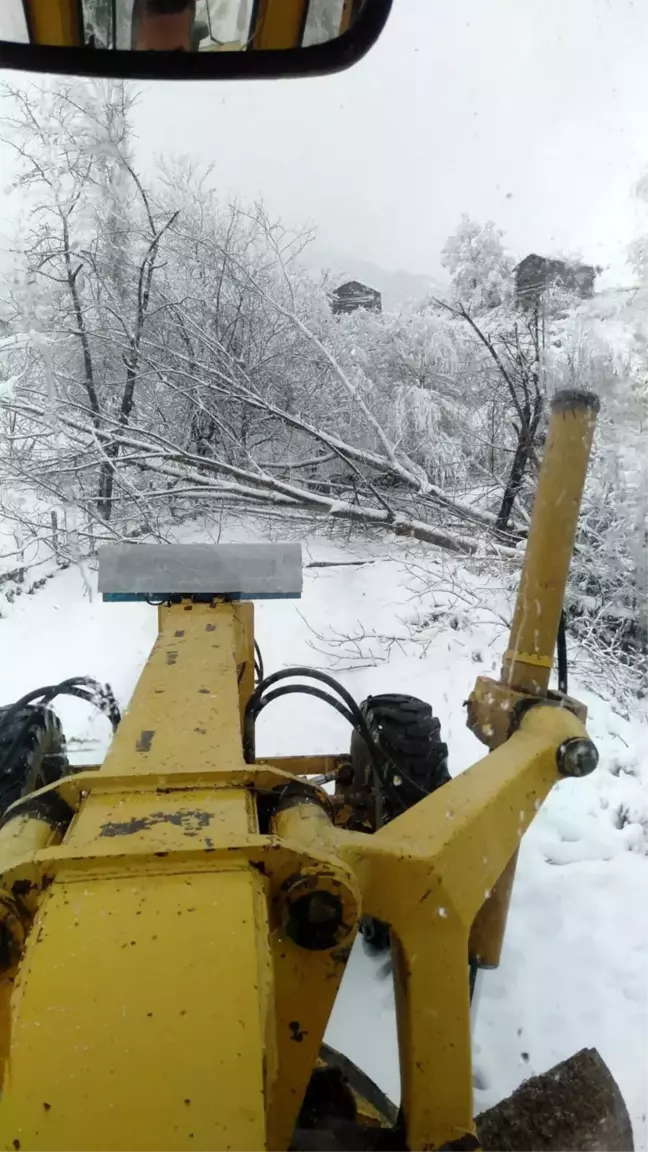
[[0, 389, 633, 1151]]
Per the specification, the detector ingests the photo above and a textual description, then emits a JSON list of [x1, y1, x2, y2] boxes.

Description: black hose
[[248, 666, 365, 730], [254, 640, 264, 686], [557, 609, 568, 695], [253, 685, 357, 729], [0, 678, 120, 733], [244, 670, 404, 810], [243, 682, 357, 763], [0, 678, 121, 778]]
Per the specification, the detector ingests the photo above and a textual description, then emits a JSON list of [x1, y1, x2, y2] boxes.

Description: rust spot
[[99, 810, 213, 838], [198, 688, 210, 694], [206, 623, 216, 632], [166, 651, 178, 665], [155, 851, 169, 858], [289, 1021, 306, 1043], [13, 1140, 21, 1150], [184, 1099, 191, 1106], [43, 1104, 51, 1113], [136, 730, 155, 753], [194, 727, 206, 735], [174, 630, 185, 638]]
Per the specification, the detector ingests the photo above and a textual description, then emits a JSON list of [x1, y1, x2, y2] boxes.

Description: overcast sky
[[127, 0, 648, 281], [2, 0, 647, 283]]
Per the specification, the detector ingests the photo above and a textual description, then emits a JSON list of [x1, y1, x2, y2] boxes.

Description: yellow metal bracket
[[0, 391, 601, 1152], [339, 703, 588, 1148], [0, 601, 359, 1152]]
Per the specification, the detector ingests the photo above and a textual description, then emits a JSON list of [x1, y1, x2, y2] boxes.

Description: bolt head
[[557, 737, 599, 777]]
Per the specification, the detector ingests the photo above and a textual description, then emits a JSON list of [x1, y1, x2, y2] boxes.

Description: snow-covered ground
[[1, 523, 646, 1147]]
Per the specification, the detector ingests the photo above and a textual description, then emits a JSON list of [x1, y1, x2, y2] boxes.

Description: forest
[[0, 79, 646, 697]]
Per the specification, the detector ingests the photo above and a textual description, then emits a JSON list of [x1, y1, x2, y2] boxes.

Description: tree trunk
[[495, 393, 543, 533], [97, 443, 119, 521]]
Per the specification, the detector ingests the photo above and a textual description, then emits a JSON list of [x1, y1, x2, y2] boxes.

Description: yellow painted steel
[[1, 869, 270, 1151], [262, 754, 345, 776], [464, 393, 599, 987], [250, 0, 308, 50], [23, 0, 82, 46], [267, 917, 357, 1150], [267, 797, 360, 1150], [0, 816, 63, 1011], [232, 600, 255, 735], [340, 0, 361, 34], [0, 622, 594, 1151], [0, 812, 59, 872], [502, 392, 600, 695], [0, 601, 278, 1151], [0, 601, 358, 1151], [468, 848, 518, 968], [340, 703, 588, 1148], [103, 600, 247, 778], [0, 415, 599, 1152], [0, 651, 592, 1150]]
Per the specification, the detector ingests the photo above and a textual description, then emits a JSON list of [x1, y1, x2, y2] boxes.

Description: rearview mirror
[[0, 0, 393, 81]]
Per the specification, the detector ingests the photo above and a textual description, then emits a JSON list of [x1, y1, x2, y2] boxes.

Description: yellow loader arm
[[0, 391, 633, 1151]]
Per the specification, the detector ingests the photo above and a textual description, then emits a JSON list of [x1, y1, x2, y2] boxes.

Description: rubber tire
[[0, 704, 68, 818], [351, 693, 450, 817], [351, 694, 450, 954]]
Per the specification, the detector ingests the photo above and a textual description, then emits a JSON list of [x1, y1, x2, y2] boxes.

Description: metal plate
[[98, 543, 302, 601]]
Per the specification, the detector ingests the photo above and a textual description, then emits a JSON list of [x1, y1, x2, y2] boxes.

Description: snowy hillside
[[1, 524, 645, 1147]]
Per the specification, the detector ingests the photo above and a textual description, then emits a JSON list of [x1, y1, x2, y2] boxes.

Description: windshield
[[0, 2, 646, 1150]]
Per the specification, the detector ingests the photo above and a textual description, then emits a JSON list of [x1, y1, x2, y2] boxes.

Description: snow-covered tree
[[441, 215, 514, 312], [622, 169, 645, 284], [0, 79, 645, 689]]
